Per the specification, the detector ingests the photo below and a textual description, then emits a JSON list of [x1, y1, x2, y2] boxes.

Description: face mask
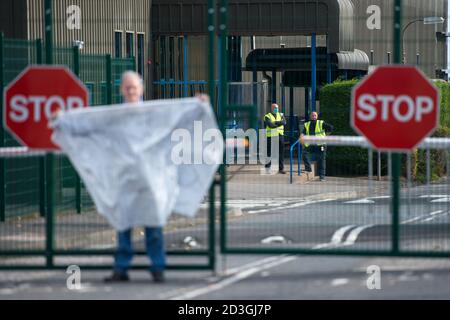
[[273, 108, 279, 113]]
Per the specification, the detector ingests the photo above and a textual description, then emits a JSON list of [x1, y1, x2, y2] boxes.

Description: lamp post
[[401, 16, 444, 64]]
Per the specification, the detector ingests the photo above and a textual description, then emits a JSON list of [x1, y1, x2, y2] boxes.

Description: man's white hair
[[121, 71, 143, 85]]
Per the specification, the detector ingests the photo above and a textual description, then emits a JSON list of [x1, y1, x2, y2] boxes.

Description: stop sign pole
[[392, 0, 401, 254], [45, 0, 55, 269]]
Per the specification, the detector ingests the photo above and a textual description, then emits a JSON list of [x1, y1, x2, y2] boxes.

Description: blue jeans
[[302, 145, 327, 179], [114, 227, 166, 275]]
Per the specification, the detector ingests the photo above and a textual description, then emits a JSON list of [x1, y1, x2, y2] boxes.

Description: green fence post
[[38, 160, 46, 217], [45, 0, 53, 65], [392, 0, 402, 254], [207, 0, 217, 272], [132, 56, 137, 73], [0, 32, 5, 223], [73, 45, 82, 214], [45, 153, 55, 267], [106, 55, 112, 105], [36, 39, 46, 218], [45, 0, 54, 267], [219, 0, 228, 253], [36, 39, 43, 65]]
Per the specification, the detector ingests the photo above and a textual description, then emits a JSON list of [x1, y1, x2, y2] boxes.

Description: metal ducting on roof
[[336, 49, 370, 71], [244, 47, 369, 87], [152, 0, 356, 53], [244, 47, 369, 72]]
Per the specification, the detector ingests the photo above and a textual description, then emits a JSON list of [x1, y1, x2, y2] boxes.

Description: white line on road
[[247, 198, 336, 214], [344, 199, 375, 204], [312, 225, 357, 249], [431, 197, 450, 203], [368, 196, 391, 200], [402, 216, 426, 224], [314, 208, 450, 250], [342, 225, 375, 246], [419, 195, 448, 198], [331, 278, 349, 287], [402, 210, 444, 224], [314, 224, 376, 249], [158, 256, 283, 299], [222, 256, 281, 276], [170, 255, 297, 300]]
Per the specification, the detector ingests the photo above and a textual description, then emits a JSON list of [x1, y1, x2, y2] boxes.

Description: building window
[[114, 31, 122, 58], [126, 32, 134, 58], [137, 33, 145, 76]]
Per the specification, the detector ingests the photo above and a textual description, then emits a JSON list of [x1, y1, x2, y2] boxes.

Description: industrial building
[[1, 0, 448, 113]]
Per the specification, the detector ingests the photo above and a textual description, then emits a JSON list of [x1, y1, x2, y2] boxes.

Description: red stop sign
[[351, 65, 440, 151], [3, 66, 89, 150]]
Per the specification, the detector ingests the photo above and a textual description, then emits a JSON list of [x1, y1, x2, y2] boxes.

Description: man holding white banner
[[51, 71, 223, 283]]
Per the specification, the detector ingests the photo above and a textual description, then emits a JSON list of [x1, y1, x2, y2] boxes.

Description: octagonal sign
[[351, 65, 440, 151], [3, 66, 89, 150]]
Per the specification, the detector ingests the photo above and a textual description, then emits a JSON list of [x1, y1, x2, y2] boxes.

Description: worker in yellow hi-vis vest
[[300, 111, 333, 181], [264, 103, 287, 174]]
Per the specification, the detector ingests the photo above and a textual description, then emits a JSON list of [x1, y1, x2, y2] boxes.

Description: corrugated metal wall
[[27, 0, 151, 53], [353, 0, 447, 77], [237, 0, 448, 116], [26, 0, 152, 95], [0, 0, 28, 39], [15, 0, 448, 102]]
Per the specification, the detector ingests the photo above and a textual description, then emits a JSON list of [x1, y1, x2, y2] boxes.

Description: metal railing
[[222, 135, 450, 257], [289, 139, 301, 184], [0, 34, 216, 271]]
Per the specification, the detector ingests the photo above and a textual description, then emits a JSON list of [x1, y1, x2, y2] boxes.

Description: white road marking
[[402, 216, 425, 224], [431, 197, 450, 203], [0, 234, 46, 242], [402, 210, 444, 224], [419, 195, 448, 198], [159, 256, 284, 299], [248, 198, 335, 214], [316, 208, 446, 249], [222, 256, 280, 276], [200, 199, 289, 210], [331, 278, 349, 286], [344, 199, 375, 204], [261, 235, 288, 244], [368, 196, 391, 200], [342, 225, 375, 246], [344, 196, 390, 204], [170, 255, 297, 300], [330, 225, 357, 244], [313, 225, 356, 249]]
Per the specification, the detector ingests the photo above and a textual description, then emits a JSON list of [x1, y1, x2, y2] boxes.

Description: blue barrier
[[289, 139, 301, 184]]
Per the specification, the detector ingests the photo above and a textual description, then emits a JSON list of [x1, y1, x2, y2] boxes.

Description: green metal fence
[[217, 0, 450, 259], [2, 0, 448, 272], [0, 0, 216, 270], [0, 33, 212, 269]]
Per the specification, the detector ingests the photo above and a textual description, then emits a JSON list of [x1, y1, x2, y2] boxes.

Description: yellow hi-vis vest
[[304, 120, 326, 147], [265, 112, 284, 137]]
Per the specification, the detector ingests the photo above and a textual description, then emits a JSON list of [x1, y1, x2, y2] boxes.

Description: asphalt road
[[171, 181, 450, 253], [1, 179, 450, 300]]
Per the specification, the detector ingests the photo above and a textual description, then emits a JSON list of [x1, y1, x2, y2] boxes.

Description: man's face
[[310, 112, 318, 121], [120, 75, 143, 103], [271, 104, 279, 112]]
